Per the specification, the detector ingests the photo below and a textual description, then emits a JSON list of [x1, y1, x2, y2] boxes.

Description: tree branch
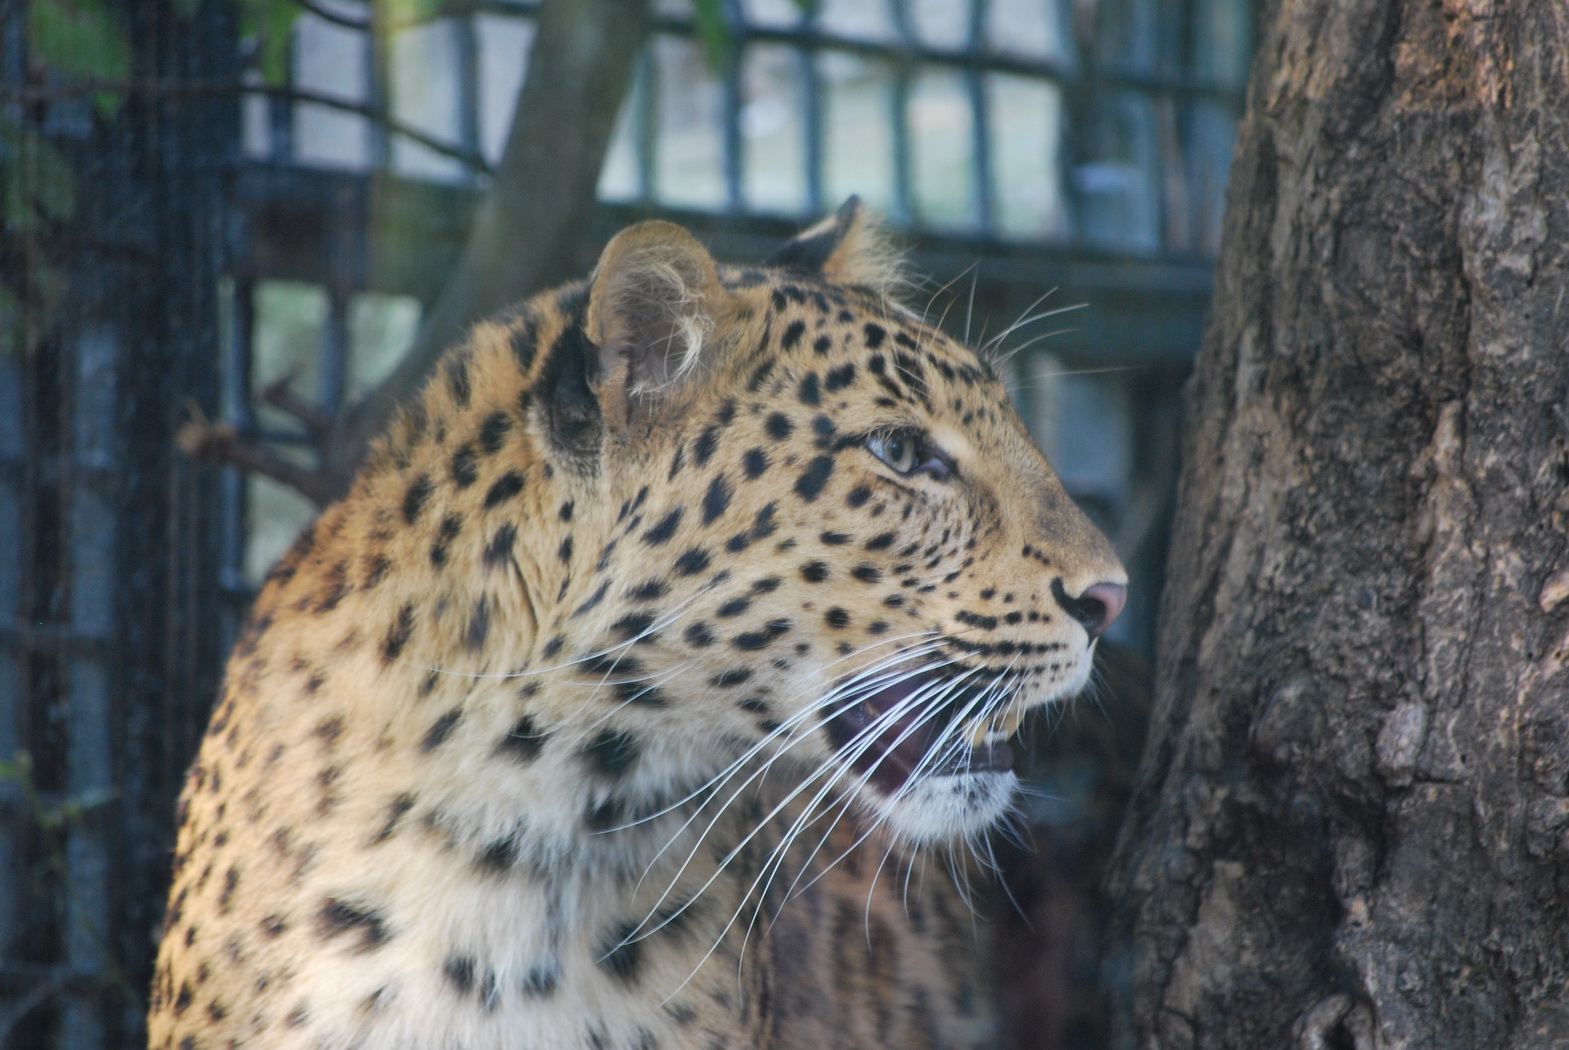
[[319, 0, 654, 499]]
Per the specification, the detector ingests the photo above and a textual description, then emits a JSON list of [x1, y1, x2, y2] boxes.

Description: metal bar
[[321, 286, 350, 417], [633, 48, 656, 203], [721, 0, 745, 213], [453, 11, 483, 186], [799, 7, 823, 216], [967, 0, 994, 233], [59, 326, 119, 1050], [366, 2, 393, 170], [219, 279, 256, 604], [888, 0, 914, 225], [427, 0, 1241, 106], [0, 351, 24, 968]]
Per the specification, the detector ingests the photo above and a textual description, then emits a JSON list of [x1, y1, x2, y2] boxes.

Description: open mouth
[[823, 667, 1022, 795]]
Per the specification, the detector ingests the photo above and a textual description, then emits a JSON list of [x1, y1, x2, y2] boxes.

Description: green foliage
[[240, 0, 304, 85], [0, 118, 74, 357], [26, 0, 131, 116]]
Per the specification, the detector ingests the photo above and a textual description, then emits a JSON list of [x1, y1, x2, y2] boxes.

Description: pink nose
[[1052, 580, 1127, 639]]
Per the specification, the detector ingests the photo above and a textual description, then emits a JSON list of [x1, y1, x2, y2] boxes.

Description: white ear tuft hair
[[585, 221, 733, 429]]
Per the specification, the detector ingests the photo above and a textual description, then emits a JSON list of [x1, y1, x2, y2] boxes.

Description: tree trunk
[[1106, 2, 1569, 1048]]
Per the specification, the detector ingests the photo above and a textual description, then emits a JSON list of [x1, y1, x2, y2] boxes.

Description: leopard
[[148, 199, 1127, 1050]]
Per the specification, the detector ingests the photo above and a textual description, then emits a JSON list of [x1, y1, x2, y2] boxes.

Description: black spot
[[510, 316, 538, 369], [955, 610, 1000, 631], [813, 334, 832, 354], [443, 954, 486, 1001], [751, 503, 779, 541], [461, 599, 490, 652], [572, 581, 611, 617], [751, 576, 782, 594], [846, 486, 872, 509], [483, 523, 517, 568], [742, 447, 769, 479], [864, 531, 896, 551], [765, 413, 793, 440], [825, 608, 851, 628], [643, 509, 682, 545], [373, 793, 416, 842], [702, 476, 732, 525], [484, 471, 525, 509], [559, 500, 575, 521], [685, 622, 715, 647], [611, 612, 656, 639], [747, 351, 777, 393], [474, 835, 518, 875], [794, 456, 834, 501], [598, 921, 642, 983], [444, 355, 472, 407], [694, 426, 721, 466], [820, 531, 851, 545], [450, 443, 479, 488], [521, 961, 560, 998], [674, 548, 711, 576], [430, 515, 462, 567], [628, 579, 669, 602], [261, 914, 287, 937], [712, 668, 753, 688], [824, 363, 856, 391], [558, 535, 574, 564], [852, 564, 883, 583], [382, 604, 415, 662], [422, 709, 464, 752], [717, 596, 751, 618], [863, 323, 886, 349], [402, 475, 433, 525], [800, 560, 829, 583], [781, 319, 807, 350], [478, 411, 512, 454], [798, 373, 821, 406], [318, 898, 391, 950], [496, 715, 548, 763], [733, 619, 791, 651], [583, 729, 640, 778]]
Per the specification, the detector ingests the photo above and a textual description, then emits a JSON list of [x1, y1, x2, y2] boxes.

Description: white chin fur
[[869, 770, 1018, 844]]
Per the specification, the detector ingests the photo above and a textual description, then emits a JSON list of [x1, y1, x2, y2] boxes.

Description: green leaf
[[0, 120, 79, 230], [691, 0, 733, 72], [241, 0, 303, 86], [0, 283, 21, 359], [27, 0, 132, 117]]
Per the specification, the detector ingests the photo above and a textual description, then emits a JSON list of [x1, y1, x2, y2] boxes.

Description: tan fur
[[150, 206, 1124, 1050]]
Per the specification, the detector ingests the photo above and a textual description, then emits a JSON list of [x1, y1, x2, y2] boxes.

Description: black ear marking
[[766, 196, 863, 274], [764, 197, 902, 293]]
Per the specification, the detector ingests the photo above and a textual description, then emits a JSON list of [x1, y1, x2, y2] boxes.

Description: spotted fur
[[150, 199, 1126, 1050]]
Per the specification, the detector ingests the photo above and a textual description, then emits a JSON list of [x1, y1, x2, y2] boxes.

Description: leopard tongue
[[827, 673, 1022, 793]]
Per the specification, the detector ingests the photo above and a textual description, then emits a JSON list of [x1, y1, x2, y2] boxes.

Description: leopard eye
[[867, 431, 919, 474]]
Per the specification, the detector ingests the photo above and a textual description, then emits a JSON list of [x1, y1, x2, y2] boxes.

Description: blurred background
[[0, 0, 1254, 1046]]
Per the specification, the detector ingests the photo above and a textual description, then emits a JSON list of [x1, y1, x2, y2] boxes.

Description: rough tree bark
[[1106, 2, 1569, 1048]]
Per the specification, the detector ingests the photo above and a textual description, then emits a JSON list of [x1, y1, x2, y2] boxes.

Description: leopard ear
[[586, 221, 734, 429], [765, 196, 904, 295]]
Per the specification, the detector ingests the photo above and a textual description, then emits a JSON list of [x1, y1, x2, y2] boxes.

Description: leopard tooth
[[965, 706, 1028, 747]]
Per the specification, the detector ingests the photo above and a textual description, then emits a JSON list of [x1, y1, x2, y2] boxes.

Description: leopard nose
[[1051, 580, 1127, 640]]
